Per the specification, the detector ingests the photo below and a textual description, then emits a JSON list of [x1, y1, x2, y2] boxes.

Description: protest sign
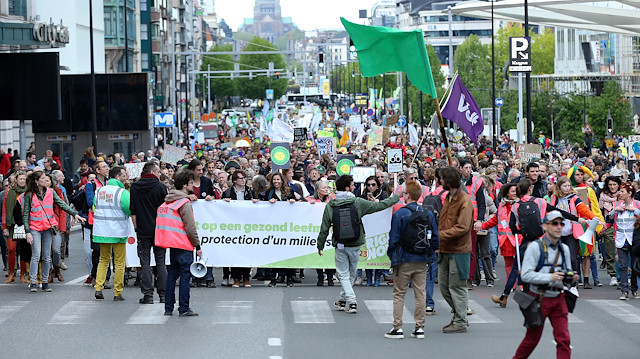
[[162, 144, 187, 165], [270, 142, 291, 171], [628, 135, 640, 160], [387, 148, 403, 173], [125, 220, 170, 267], [317, 137, 336, 158], [293, 127, 308, 142], [124, 162, 144, 179], [189, 201, 392, 269], [269, 118, 294, 143], [367, 125, 383, 149], [336, 155, 356, 176], [516, 144, 542, 163], [351, 166, 376, 183]]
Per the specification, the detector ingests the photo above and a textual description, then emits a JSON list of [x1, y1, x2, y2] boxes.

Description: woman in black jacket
[[187, 159, 215, 200]]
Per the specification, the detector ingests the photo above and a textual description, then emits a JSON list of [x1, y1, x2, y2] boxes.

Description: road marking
[[65, 275, 89, 285], [437, 300, 502, 323], [363, 300, 414, 324], [269, 357, 282, 359], [586, 299, 640, 323], [568, 313, 584, 323], [213, 301, 253, 324], [291, 300, 334, 323], [0, 301, 30, 324], [48, 301, 99, 325], [268, 338, 282, 346], [126, 304, 169, 325]]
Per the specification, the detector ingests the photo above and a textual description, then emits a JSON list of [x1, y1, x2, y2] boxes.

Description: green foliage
[[276, 29, 305, 51], [233, 31, 254, 42], [235, 36, 288, 99], [200, 44, 235, 99], [453, 34, 492, 109]]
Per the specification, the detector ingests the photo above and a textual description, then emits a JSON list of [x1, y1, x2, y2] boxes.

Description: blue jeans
[[489, 227, 499, 269], [589, 254, 599, 282], [51, 232, 62, 267], [503, 244, 527, 296], [334, 246, 360, 305], [426, 260, 438, 308], [617, 247, 638, 294], [165, 248, 194, 314], [30, 230, 53, 283]]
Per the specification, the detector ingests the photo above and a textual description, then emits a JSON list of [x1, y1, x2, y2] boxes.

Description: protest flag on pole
[[440, 75, 484, 146]]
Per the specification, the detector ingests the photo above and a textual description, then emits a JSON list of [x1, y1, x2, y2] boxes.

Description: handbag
[[564, 288, 578, 313], [13, 225, 26, 240], [513, 291, 543, 328]]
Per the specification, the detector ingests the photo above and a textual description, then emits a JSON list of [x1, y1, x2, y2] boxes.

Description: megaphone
[[190, 257, 208, 278], [577, 218, 599, 245]]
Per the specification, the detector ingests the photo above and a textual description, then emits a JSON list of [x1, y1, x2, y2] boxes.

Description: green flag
[[341, 17, 437, 98]]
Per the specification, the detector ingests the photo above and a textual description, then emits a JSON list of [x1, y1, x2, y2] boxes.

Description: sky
[[214, 0, 378, 32]]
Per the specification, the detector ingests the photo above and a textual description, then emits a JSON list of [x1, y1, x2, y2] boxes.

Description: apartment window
[[557, 29, 565, 60], [9, 0, 27, 18], [141, 24, 148, 41], [142, 53, 149, 71], [568, 29, 575, 60], [105, 11, 115, 37], [140, 0, 147, 12]]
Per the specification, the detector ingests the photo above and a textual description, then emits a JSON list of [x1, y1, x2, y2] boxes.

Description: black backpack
[[401, 206, 434, 255], [422, 192, 443, 222], [332, 203, 360, 244], [516, 199, 544, 241]]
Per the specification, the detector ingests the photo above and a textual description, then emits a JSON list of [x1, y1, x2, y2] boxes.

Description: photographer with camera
[[513, 211, 578, 359]]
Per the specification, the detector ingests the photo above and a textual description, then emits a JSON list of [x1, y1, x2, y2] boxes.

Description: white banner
[[162, 144, 187, 165]]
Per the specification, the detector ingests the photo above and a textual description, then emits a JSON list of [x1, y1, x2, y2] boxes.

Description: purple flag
[[441, 76, 484, 145]]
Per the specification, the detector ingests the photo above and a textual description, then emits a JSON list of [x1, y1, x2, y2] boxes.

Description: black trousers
[[231, 267, 251, 281], [137, 236, 167, 298]]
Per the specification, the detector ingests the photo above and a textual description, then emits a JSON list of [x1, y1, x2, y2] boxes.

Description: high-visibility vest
[[511, 195, 548, 236], [93, 185, 129, 238], [496, 202, 517, 249], [29, 188, 58, 232], [393, 183, 428, 204], [611, 200, 640, 244], [465, 176, 482, 221], [87, 178, 105, 225], [155, 198, 193, 251], [550, 194, 584, 237]]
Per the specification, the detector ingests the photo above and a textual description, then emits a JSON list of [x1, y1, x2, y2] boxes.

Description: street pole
[[207, 64, 211, 114], [447, 6, 454, 81], [89, 0, 98, 152], [524, 0, 533, 143], [404, 73, 408, 120], [171, 17, 177, 141], [373, 75, 376, 121], [491, 0, 497, 150], [419, 91, 424, 135], [123, 0, 128, 72]]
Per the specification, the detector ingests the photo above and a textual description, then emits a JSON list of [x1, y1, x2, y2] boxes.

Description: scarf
[[335, 191, 355, 201], [141, 173, 158, 180]]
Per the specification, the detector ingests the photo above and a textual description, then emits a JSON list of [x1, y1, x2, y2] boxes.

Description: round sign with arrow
[[495, 98, 503, 107], [397, 116, 407, 127]]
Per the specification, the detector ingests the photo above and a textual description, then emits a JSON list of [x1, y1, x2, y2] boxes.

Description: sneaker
[[619, 292, 629, 301], [243, 280, 251, 288], [29, 283, 37, 292], [610, 277, 618, 286], [384, 328, 404, 339], [334, 300, 346, 311], [594, 280, 603, 287], [163, 311, 172, 316], [103, 282, 111, 289], [60, 262, 68, 270], [41, 283, 52, 292], [113, 295, 125, 301], [286, 278, 294, 288], [95, 291, 104, 300], [632, 290, 640, 299], [222, 278, 230, 287], [232, 280, 240, 288], [179, 310, 199, 317], [410, 328, 425, 339], [83, 276, 93, 286], [467, 308, 475, 315], [443, 324, 467, 333], [347, 303, 357, 314], [487, 282, 494, 288], [578, 281, 583, 287], [425, 306, 436, 316], [354, 277, 363, 286], [491, 295, 508, 308]]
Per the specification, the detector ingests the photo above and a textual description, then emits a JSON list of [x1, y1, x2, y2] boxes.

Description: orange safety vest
[[87, 178, 105, 225], [155, 198, 193, 251], [29, 188, 58, 232], [550, 194, 584, 237], [496, 202, 517, 253], [465, 176, 481, 221]]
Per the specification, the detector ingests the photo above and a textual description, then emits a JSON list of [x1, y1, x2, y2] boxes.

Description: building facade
[[104, 0, 139, 73], [238, 0, 296, 44]]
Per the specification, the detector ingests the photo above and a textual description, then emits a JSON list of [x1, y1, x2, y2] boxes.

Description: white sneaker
[[425, 306, 436, 316], [467, 308, 475, 315], [354, 277, 363, 286], [410, 328, 425, 339], [610, 277, 618, 286], [619, 292, 629, 301]]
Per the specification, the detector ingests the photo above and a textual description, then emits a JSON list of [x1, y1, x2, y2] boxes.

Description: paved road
[[1, 228, 639, 359]]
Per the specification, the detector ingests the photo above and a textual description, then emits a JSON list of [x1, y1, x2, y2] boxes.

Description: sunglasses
[[366, 183, 377, 187], [408, 176, 418, 180], [547, 221, 564, 227]]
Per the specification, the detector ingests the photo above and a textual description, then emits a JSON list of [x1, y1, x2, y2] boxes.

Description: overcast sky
[[214, 0, 378, 32]]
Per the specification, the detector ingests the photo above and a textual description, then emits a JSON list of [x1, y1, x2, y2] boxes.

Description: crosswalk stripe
[[291, 300, 334, 323], [568, 313, 584, 323], [65, 276, 89, 285], [0, 301, 30, 325], [48, 301, 100, 325], [363, 300, 414, 324], [586, 300, 640, 323], [126, 304, 169, 325], [436, 300, 502, 323], [213, 301, 253, 324]]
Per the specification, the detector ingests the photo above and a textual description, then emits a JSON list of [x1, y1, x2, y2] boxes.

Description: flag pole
[[410, 73, 457, 166]]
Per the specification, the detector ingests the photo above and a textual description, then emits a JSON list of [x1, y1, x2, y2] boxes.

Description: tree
[[233, 31, 254, 42], [235, 36, 288, 99], [276, 29, 305, 51], [454, 34, 492, 109], [199, 44, 236, 109]]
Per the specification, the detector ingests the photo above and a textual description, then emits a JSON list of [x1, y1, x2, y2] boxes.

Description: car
[[221, 109, 245, 117], [249, 102, 258, 108]]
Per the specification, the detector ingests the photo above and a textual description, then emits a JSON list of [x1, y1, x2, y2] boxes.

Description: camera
[[560, 269, 575, 286]]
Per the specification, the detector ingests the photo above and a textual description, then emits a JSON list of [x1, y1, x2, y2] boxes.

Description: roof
[[450, 0, 640, 35]]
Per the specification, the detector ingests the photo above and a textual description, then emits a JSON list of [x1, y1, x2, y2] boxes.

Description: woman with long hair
[[264, 172, 296, 287], [3, 172, 27, 283], [356, 175, 389, 286], [608, 181, 640, 300], [310, 181, 336, 286], [22, 171, 85, 292], [600, 176, 621, 286]]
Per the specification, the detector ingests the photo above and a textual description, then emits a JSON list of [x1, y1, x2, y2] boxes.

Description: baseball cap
[[544, 210, 564, 223]]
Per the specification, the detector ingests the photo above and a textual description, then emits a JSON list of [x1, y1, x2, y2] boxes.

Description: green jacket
[[317, 193, 399, 250], [93, 179, 131, 244]]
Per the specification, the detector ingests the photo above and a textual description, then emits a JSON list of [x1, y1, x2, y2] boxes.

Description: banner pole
[[434, 98, 453, 166]]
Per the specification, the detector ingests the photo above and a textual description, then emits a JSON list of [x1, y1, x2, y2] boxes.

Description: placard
[[336, 155, 356, 176], [317, 137, 336, 158], [351, 166, 376, 183], [270, 142, 291, 171], [387, 148, 403, 173], [516, 144, 542, 164], [124, 162, 144, 179], [628, 135, 640, 160], [294, 127, 308, 142], [162, 144, 187, 165]]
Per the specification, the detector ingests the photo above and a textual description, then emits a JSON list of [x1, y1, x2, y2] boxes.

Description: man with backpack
[[317, 175, 399, 314], [384, 181, 439, 339]]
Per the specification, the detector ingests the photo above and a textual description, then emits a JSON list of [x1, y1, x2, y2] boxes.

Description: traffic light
[[352, 70, 355, 78], [309, 72, 313, 79], [607, 114, 613, 135], [318, 53, 324, 68], [276, 72, 280, 80]]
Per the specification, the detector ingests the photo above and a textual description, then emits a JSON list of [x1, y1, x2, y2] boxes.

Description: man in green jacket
[[92, 166, 131, 301], [317, 174, 399, 314]]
